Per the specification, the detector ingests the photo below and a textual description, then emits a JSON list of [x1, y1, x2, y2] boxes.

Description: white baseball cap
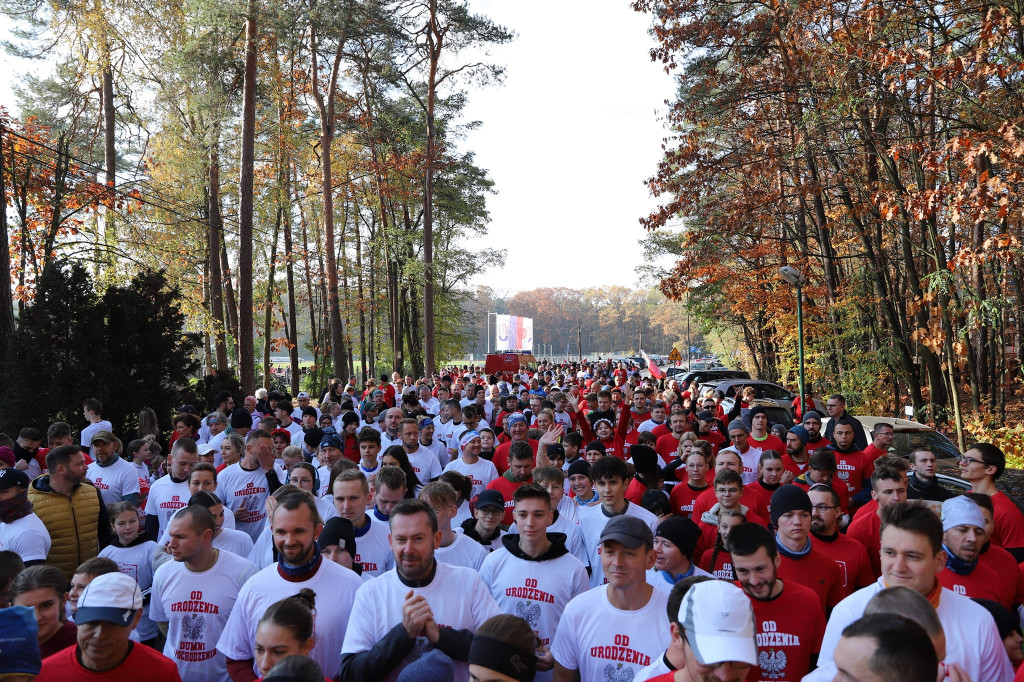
[[678, 580, 758, 666], [76, 573, 143, 626], [197, 443, 217, 456], [297, 391, 310, 398]]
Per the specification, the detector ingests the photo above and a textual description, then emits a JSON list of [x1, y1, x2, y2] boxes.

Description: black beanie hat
[[655, 516, 701, 560], [630, 445, 659, 473], [230, 408, 252, 429], [770, 484, 812, 524], [567, 459, 592, 479], [585, 441, 606, 455], [318, 517, 357, 556]]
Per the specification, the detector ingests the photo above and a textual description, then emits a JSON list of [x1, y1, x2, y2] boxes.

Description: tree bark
[[422, 0, 441, 376], [0, 125, 14, 363], [262, 209, 281, 389], [237, 0, 258, 395], [208, 131, 229, 371]]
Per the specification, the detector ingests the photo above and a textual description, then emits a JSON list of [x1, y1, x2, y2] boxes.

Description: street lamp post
[[779, 267, 807, 415]]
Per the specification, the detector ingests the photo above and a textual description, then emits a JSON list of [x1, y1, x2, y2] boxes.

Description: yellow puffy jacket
[[27, 476, 102, 579]]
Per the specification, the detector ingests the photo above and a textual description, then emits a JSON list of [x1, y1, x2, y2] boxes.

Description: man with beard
[[828, 422, 872, 501], [781, 425, 811, 478], [937, 495, 1007, 607], [801, 411, 830, 452], [809, 485, 874, 599], [217, 491, 363, 680], [823, 394, 867, 451], [729, 523, 826, 682], [399, 418, 442, 488], [28, 445, 111, 579], [84, 431, 140, 506], [770, 484, 843, 612], [339, 499, 500, 681], [907, 448, 953, 502]]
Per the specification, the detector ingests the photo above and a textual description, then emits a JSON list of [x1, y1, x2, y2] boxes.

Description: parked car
[[710, 380, 799, 428], [676, 369, 751, 388]]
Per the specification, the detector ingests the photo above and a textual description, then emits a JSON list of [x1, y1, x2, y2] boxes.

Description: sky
[[461, 0, 678, 291], [0, 3, 679, 293]]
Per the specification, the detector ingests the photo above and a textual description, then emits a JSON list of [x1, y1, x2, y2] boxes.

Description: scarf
[[659, 562, 698, 585], [701, 503, 750, 526], [277, 543, 323, 581], [0, 490, 33, 523], [96, 454, 120, 468], [943, 542, 978, 576], [775, 534, 812, 559]]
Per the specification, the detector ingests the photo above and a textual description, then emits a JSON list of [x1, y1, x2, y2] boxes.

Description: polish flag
[[642, 350, 665, 379]]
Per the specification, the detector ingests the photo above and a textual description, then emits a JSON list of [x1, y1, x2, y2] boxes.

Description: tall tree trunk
[[354, 198, 368, 382], [221, 241, 240, 363], [102, 61, 116, 278], [310, 25, 349, 380], [284, 171, 299, 395], [262, 209, 282, 389], [422, 0, 441, 376], [296, 171, 320, 376], [208, 131, 229, 371], [0, 126, 14, 362], [237, 0, 258, 395]]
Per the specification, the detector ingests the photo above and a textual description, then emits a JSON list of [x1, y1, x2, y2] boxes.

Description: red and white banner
[[641, 350, 665, 379], [496, 315, 533, 352]]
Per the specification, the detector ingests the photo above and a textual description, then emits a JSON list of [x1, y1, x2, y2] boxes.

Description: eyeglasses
[[811, 504, 838, 512], [959, 455, 984, 466]]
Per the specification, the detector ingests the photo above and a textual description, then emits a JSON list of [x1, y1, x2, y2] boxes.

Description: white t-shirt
[[341, 564, 501, 682], [553, 410, 573, 431], [207, 430, 228, 464], [720, 444, 763, 485], [379, 432, 402, 452], [579, 503, 659, 587], [551, 585, 671, 681], [507, 510, 588, 567], [216, 463, 280, 540], [452, 500, 472, 528], [818, 577, 1013, 682], [248, 526, 274, 569], [443, 457, 498, 498], [405, 446, 442, 488], [0, 513, 51, 563], [645, 565, 713, 593], [217, 559, 363, 679], [99, 539, 160, 640], [213, 527, 255, 558], [434, 533, 488, 571], [86, 457, 141, 506], [635, 654, 673, 681], [421, 397, 440, 416], [80, 420, 113, 449], [351, 516, 394, 578], [145, 476, 191, 539], [479, 544, 589, 666], [418, 438, 448, 470], [152, 550, 258, 681], [638, 418, 666, 434]]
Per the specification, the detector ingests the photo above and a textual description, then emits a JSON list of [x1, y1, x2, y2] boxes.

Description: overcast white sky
[[1, 3, 678, 292]]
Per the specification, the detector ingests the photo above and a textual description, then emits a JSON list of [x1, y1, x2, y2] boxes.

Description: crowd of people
[[1, 359, 1023, 681]]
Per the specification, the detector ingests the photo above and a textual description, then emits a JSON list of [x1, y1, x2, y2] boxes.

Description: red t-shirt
[[748, 433, 785, 456], [699, 430, 726, 455], [655, 432, 683, 461], [939, 563, 1007, 607], [847, 511, 882, 577], [625, 478, 650, 505], [37, 643, 182, 682], [486, 475, 530, 525], [743, 481, 780, 521], [491, 439, 539, 474], [805, 436, 830, 451], [830, 447, 872, 495], [700, 548, 735, 579], [742, 580, 826, 682], [776, 545, 844, 611], [781, 454, 810, 479], [980, 543, 1024, 607], [991, 491, 1024, 549], [651, 423, 672, 439], [811, 533, 875, 598], [669, 482, 710, 519]]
